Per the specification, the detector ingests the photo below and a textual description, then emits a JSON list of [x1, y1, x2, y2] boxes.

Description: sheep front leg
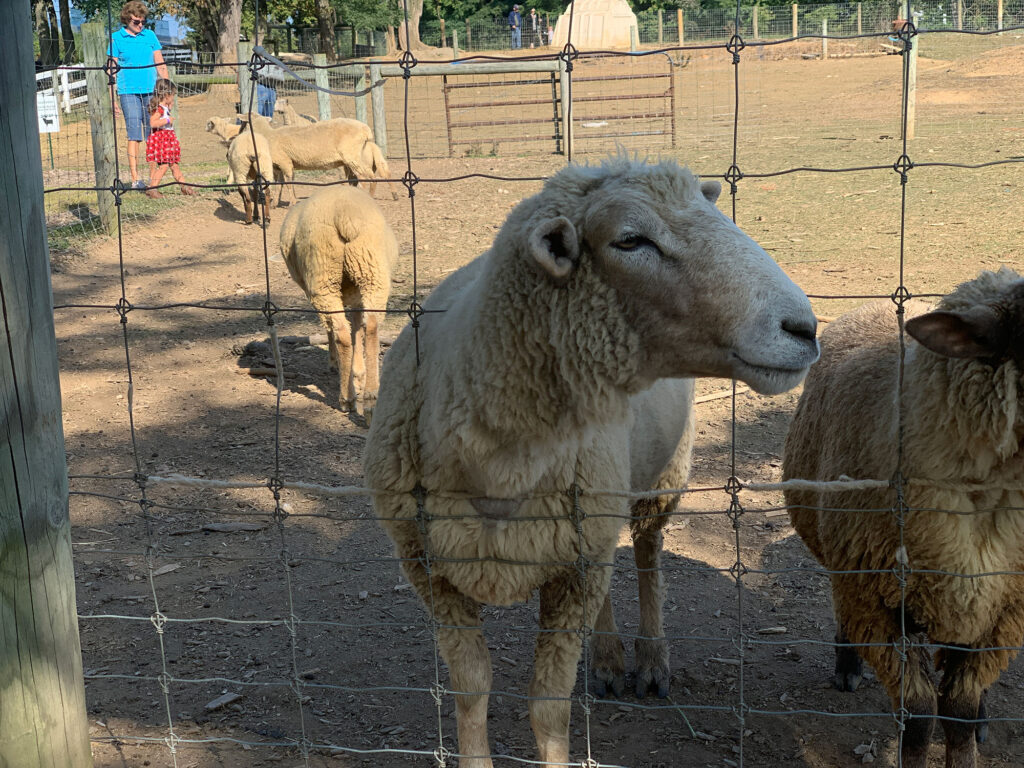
[[530, 569, 611, 768], [395, 545, 494, 768], [590, 592, 625, 698], [632, 512, 669, 698]]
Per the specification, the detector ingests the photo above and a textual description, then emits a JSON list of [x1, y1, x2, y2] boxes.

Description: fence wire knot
[[895, 705, 912, 729], [103, 56, 121, 85], [559, 43, 579, 72], [724, 165, 743, 195], [402, 169, 420, 198], [430, 681, 447, 706], [407, 299, 425, 329], [399, 50, 418, 77], [247, 52, 268, 80], [896, 20, 918, 43], [578, 691, 597, 715], [433, 745, 453, 767], [728, 560, 749, 579], [890, 285, 912, 309], [115, 297, 132, 323], [261, 300, 279, 326], [111, 177, 130, 206], [726, 34, 746, 63], [163, 731, 179, 754], [580, 759, 600, 768], [156, 671, 173, 693], [893, 154, 913, 184], [150, 611, 168, 634], [267, 475, 285, 498]]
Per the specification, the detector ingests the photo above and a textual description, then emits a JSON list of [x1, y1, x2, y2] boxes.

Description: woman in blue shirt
[[108, 1, 169, 190]]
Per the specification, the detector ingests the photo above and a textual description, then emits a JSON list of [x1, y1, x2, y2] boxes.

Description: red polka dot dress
[[146, 105, 181, 165]]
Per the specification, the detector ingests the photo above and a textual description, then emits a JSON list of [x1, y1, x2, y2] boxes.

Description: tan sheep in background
[[278, 185, 398, 417], [226, 127, 274, 225], [784, 267, 1024, 768], [241, 115, 399, 202]]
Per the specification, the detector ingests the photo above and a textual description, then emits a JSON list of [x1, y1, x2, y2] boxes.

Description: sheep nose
[[782, 317, 818, 344]]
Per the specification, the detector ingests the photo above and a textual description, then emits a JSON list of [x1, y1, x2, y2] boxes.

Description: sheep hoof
[[634, 637, 670, 698], [592, 667, 626, 699], [976, 695, 989, 744], [833, 646, 864, 692]]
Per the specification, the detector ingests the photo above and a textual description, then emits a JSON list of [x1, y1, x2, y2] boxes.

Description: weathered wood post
[[355, 64, 368, 124], [630, 24, 638, 51], [857, 3, 863, 35], [452, 28, 460, 59], [998, 0, 1004, 32], [466, 19, 472, 50], [678, 9, 684, 43], [369, 62, 387, 157], [440, 18, 446, 47], [82, 22, 116, 235], [822, 18, 828, 59], [237, 40, 253, 115], [313, 52, 331, 120], [903, 29, 918, 139], [0, 9, 94, 768], [792, 3, 799, 37], [559, 57, 573, 158], [658, 10, 663, 44], [752, 6, 759, 39]]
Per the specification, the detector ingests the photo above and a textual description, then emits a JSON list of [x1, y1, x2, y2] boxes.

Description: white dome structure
[[552, 0, 639, 50]]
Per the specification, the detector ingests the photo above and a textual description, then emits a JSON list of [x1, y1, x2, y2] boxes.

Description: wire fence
[[32, 0, 1024, 766]]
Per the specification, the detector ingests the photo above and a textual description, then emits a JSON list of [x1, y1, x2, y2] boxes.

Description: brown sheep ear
[[905, 306, 1003, 359], [700, 180, 722, 203], [529, 216, 579, 284]]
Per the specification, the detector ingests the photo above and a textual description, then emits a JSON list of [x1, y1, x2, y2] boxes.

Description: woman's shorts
[[119, 93, 152, 142]]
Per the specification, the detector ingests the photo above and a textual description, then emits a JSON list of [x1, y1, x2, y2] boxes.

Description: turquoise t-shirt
[[107, 27, 161, 94]]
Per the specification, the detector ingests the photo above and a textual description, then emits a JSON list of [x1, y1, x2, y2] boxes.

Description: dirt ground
[[51, 38, 1024, 768]]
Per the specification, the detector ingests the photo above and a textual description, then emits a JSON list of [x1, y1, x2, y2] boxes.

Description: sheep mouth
[[470, 497, 523, 520], [730, 354, 812, 395]]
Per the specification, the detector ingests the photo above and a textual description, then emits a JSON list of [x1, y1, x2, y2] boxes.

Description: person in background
[[508, 4, 522, 50], [107, 1, 168, 190], [529, 8, 542, 48], [256, 81, 277, 119], [144, 79, 195, 198]]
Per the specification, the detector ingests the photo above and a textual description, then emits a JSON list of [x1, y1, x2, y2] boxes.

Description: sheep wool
[[784, 267, 1024, 768], [278, 185, 398, 416], [226, 127, 273, 225], [365, 156, 820, 768]]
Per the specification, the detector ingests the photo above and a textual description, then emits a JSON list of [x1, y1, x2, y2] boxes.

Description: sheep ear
[[701, 180, 722, 203], [529, 216, 579, 283], [905, 306, 1003, 359]]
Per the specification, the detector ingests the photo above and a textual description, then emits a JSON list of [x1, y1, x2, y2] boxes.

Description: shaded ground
[[49, 36, 1024, 768]]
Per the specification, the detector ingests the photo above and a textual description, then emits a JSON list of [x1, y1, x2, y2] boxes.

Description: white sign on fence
[[37, 90, 61, 133]]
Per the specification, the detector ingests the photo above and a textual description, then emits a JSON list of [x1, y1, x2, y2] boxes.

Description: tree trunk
[[35, 0, 59, 67], [57, 0, 76, 62], [216, 0, 243, 66], [314, 0, 337, 62], [385, 25, 397, 53], [397, 0, 424, 50]]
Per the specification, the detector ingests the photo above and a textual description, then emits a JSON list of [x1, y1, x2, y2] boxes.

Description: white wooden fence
[[35, 65, 88, 113]]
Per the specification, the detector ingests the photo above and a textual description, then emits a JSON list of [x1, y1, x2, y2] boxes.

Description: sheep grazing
[[226, 127, 274, 225], [278, 185, 398, 416], [240, 115, 399, 202], [364, 157, 820, 768], [783, 267, 1024, 768]]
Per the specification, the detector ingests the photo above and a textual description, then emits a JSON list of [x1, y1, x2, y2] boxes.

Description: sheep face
[[906, 275, 1024, 365], [528, 163, 820, 395]]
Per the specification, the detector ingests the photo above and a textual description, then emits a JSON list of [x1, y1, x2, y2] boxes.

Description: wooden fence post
[[857, 2, 863, 35], [559, 57, 572, 158], [903, 32, 918, 139], [466, 19, 472, 50], [313, 52, 331, 120], [822, 18, 828, 59], [658, 9, 663, 44], [82, 22, 116, 236], [997, 0, 1003, 32], [355, 65, 368, 124], [452, 28, 460, 59], [752, 6, 759, 39], [0, 9, 94, 768], [630, 25, 638, 51], [792, 3, 799, 37], [237, 40, 253, 114], [678, 9, 684, 44], [370, 62, 387, 157], [440, 18, 446, 47]]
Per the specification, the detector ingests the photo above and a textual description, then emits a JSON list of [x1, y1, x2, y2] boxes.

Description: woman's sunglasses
[[130, 17, 145, 26]]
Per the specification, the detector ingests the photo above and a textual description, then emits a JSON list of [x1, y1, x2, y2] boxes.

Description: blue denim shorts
[[119, 92, 152, 142]]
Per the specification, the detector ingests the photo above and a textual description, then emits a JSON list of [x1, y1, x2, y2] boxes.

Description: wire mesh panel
[[30, 0, 1024, 766]]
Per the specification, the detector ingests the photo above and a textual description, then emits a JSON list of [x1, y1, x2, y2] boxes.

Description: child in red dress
[[144, 79, 196, 198]]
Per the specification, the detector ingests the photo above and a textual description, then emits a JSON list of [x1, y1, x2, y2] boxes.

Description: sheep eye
[[613, 235, 655, 252]]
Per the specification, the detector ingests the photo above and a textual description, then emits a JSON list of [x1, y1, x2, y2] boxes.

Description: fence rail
[[35, 65, 88, 112]]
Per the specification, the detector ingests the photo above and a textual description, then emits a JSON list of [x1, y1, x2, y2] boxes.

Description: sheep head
[[520, 158, 820, 395], [906, 272, 1024, 365]]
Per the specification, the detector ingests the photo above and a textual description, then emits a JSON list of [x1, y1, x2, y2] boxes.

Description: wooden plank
[[370, 63, 387, 157], [0, 8, 93, 767], [313, 53, 331, 120], [82, 22, 116, 235], [237, 41, 253, 115]]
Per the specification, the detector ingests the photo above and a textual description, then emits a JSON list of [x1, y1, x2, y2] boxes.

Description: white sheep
[[278, 185, 398, 416], [226, 127, 274, 225], [783, 267, 1024, 768], [364, 157, 820, 768], [241, 115, 399, 202], [274, 99, 316, 126]]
